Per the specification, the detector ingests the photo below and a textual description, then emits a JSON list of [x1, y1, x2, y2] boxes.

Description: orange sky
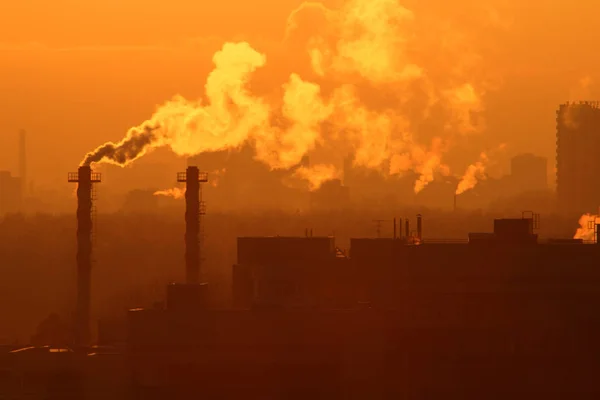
[[1, 0, 599, 196]]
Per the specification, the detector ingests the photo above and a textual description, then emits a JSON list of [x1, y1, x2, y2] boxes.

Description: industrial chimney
[[68, 166, 101, 347], [177, 166, 208, 284], [168, 167, 209, 313], [416, 214, 423, 241]]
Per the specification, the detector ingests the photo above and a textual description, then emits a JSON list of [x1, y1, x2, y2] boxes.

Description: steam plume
[[291, 164, 341, 191], [455, 143, 506, 195], [456, 152, 488, 195], [154, 187, 185, 199], [574, 214, 599, 241], [81, 0, 500, 192], [81, 42, 269, 167]]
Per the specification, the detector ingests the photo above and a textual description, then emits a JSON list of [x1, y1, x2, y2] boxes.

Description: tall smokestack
[[393, 218, 397, 239], [178, 166, 208, 284], [68, 166, 101, 347], [19, 129, 26, 198], [417, 214, 423, 241], [405, 219, 410, 238]]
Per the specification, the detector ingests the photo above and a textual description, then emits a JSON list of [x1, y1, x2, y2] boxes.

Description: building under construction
[[556, 101, 600, 215], [4, 169, 600, 399]]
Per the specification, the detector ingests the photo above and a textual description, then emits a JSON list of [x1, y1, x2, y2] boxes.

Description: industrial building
[[556, 101, 600, 215], [124, 212, 600, 398]]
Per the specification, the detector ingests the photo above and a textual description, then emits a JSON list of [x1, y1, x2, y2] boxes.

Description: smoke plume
[[81, 42, 269, 167], [574, 214, 599, 241], [153, 187, 185, 199], [290, 164, 341, 191], [455, 143, 506, 195], [82, 0, 501, 191], [455, 152, 489, 195]]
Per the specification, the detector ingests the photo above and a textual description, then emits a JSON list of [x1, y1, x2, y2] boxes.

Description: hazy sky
[[1, 0, 599, 192]]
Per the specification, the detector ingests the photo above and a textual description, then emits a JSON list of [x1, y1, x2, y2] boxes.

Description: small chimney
[[177, 166, 209, 284], [596, 224, 600, 244], [417, 214, 423, 241], [405, 219, 410, 238], [393, 218, 397, 239]]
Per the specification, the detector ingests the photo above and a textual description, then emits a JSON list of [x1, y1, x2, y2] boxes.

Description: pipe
[[393, 218, 397, 239], [417, 214, 422, 240], [75, 166, 93, 347], [405, 219, 410, 238], [185, 166, 200, 284], [398, 218, 402, 239]]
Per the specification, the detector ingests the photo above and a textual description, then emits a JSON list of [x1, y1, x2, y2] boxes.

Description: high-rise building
[[556, 102, 600, 215], [510, 153, 548, 193]]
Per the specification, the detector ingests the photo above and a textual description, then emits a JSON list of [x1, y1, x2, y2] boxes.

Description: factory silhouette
[[2, 102, 600, 398]]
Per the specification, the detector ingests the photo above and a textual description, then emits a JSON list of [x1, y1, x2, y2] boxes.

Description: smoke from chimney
[[80, 124, 159, 167], [78, 0, 502, 191]]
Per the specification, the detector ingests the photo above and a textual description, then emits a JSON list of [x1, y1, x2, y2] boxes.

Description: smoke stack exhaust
[[68, 166, 101, 347], [178, 166, 208, 284], [417, 214, 423, 241]]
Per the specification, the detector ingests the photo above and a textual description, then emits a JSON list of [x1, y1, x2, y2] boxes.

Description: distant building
[[0, 171, 22, 215], [556, 102, 600, 214], [510, 153, 548, 193]]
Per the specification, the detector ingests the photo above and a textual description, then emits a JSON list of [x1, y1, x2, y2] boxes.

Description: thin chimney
[[68, 166, 101, 347], [393, 218, 397, 239], [178, 166, 208, 284], [416, 214, 423, 241]]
